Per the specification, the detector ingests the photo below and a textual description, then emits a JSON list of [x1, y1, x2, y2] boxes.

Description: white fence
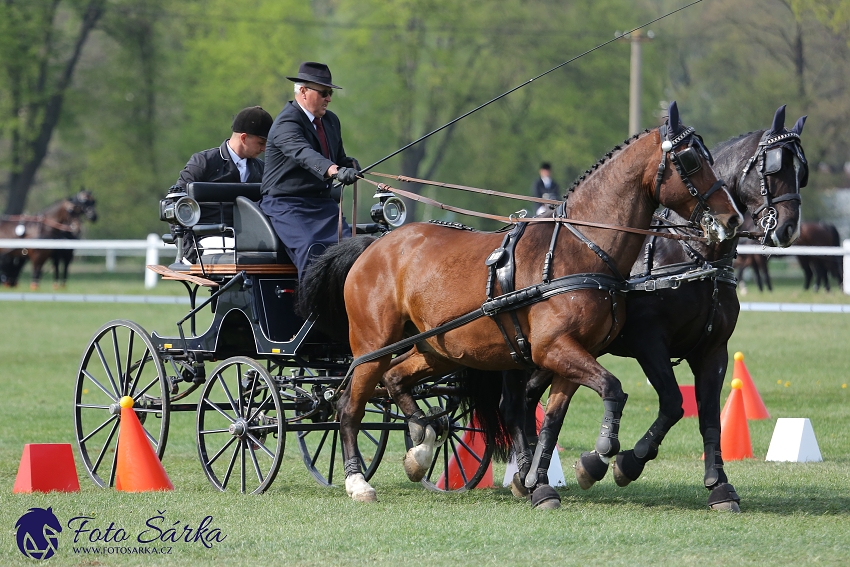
[[2, 236, 850, 293]]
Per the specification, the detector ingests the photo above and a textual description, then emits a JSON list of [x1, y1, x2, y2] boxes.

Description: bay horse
[[0, 190, 97, 289], [298, 101, 742, 505], [796, 221, 842, 291], [509, 105, 806, 511]]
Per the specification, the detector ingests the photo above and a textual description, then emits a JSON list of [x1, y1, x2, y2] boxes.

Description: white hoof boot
[[345, 474, 377, 502], [403, 426, 437, 482]]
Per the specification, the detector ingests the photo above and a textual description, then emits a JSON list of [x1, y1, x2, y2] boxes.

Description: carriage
[[72, 182, 492, 494]]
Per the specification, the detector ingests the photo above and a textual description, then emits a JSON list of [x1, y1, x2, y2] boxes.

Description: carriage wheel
[[196, 357, 284, 494], [405, 393, 494, 493], [292, 369, 394, 487], [74, 320, 170, 488]]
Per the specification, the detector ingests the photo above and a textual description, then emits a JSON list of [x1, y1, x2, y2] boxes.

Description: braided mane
[[566, 129, 651, 195]]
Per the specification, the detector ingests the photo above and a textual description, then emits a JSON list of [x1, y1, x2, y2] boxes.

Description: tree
[[0, 0, 106, 215]]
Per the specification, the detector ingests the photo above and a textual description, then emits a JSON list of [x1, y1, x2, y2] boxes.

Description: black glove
[[341, 157, 361, 170], [335, 167, 360, 185]]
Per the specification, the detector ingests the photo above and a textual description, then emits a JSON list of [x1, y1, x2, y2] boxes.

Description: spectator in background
[[530, 162, 561, 216]]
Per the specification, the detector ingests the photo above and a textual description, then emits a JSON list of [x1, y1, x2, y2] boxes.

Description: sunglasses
[[305, 86, 334, 98]]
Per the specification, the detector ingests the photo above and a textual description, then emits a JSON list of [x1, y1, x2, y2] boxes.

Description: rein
[[357, 176, 709, 243], [0, 214, 77, 233]]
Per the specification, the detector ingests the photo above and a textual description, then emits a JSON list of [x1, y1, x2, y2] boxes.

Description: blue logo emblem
[[15, 507, 62, 560]]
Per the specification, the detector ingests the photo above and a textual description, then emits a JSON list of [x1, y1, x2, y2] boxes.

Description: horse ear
[[770, 105, 787, 134], [792, 115, 807, 135], [667, 101, 680, 135]]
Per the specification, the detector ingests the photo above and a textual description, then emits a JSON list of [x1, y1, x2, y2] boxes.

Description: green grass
[[1, 289, 849, 566]]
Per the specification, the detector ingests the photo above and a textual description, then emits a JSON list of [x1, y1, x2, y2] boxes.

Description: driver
[[259, 61, 360, 277]]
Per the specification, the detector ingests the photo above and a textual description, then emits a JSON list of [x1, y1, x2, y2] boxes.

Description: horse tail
[[457, 367, 512, 462], [295, 236, 376, 342]]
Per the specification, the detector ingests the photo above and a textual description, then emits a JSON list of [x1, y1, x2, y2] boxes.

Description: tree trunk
[[4, 1, 105, 215]]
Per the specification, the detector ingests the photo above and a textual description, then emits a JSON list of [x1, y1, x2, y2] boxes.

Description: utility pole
[[617, 29, 654, 136]]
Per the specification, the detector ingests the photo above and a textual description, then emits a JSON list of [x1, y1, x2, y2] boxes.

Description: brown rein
[[360, 174, 708, 243], [0, 214, 77, 233]]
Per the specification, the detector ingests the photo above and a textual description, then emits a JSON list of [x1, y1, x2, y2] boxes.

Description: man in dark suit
[[174, 105, 273, 260], [530, 162, 561, 216], [260, 61, 360, 277]]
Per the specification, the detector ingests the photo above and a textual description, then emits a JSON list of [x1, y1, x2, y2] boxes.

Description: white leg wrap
[[403, 425, 437, 482], [345, 474, 377, 502]]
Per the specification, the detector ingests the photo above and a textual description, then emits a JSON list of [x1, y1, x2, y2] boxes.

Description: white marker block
[[502, 450, 566, 488], [765, 418, 822, 462]]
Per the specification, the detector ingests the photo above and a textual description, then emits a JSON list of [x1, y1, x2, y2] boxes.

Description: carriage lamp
[[370, 191, 407, 228], [159, 191, 201, 228]]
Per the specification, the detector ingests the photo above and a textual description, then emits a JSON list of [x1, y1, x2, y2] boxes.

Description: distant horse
[[796, 221, 842, 291], [508, 105, 806, 511], [0, 190, 97, 289], [734, 217, 773, 292], [298, 101, 741, 506]]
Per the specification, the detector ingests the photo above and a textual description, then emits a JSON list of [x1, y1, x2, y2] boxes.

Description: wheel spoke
[[245, 432, 275, 459], [246, 391, 273, 423], [93, 343, 120, 399], [91, 419, 119, 474], [449, 438, 471, 486], [123, 331, 135, 396], [310, 430, 331, 467], [221, 442, 240, 489], [247, 440, 266, 483], [80, 369, 117, 400], [80, 414, 118, 444], [127, 349, 151, 397], [110, 327, 123, 395], [205, 435, 237, 467], [216, 373, 240, 416], [202, 398, 237, 423], [243, 369, 259, 419], [133, 376, 160, 400]]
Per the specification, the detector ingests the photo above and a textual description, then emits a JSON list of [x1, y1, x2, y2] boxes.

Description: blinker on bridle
[[741, 131, 807, 243], [654, 125, 726, 228]]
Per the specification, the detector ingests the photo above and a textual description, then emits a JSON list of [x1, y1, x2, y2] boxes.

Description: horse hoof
[[345, 474, 377, 502], [510, 473, 530, 499], [710, 500, 740, 512], [574, 451, 608, 490], [403, 444, 433, 482], [612, 459, 632, 487], [531, 484, 561, 509]]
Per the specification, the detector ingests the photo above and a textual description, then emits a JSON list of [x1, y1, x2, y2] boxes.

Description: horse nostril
[[727, 215, 741, 229]]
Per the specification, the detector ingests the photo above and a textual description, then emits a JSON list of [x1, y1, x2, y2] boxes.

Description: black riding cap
[[286, 62, 342, 89], [232, 106, 273, 137]]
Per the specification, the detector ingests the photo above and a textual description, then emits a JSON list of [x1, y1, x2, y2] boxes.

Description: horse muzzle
[[701, 212, 740, 243]]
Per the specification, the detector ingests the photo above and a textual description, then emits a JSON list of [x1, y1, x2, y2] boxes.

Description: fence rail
[[3, 236, 850, 293]]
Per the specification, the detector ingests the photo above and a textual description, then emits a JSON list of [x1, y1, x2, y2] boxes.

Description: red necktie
[[313, 117, 330, 158]]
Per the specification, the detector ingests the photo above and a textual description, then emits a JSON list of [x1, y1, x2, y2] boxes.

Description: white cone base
[[502, 449, 566, 488], [765, 418, 822, 462]]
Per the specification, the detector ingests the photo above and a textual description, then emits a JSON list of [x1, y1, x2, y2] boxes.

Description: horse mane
[[565, 129, 651, 194], [711, 129, 764, 155]]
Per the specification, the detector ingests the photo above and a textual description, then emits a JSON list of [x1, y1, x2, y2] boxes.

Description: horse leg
[[612, 349, 684, 487], [690, 348, 740, 512], [52, 253, 61, 290], [533, 340, 628, 492], [800, 258, 813, 290], [760, 258, 773, 291], [500, 369, 535, 498], [380, 350, 458, 482], [752, 262, 764, 292], [29, 252, 47, 290], [339, 358, 393, 502]]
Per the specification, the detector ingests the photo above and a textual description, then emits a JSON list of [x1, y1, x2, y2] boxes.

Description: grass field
[[1, 272, 849, 566]]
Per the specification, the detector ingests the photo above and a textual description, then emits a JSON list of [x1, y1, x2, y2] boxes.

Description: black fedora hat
[[286, 61, 342, 89]]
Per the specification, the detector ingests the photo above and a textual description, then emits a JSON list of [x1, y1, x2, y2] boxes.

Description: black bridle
[[741, 131, 807, 244], [653, 125, 727, 227]]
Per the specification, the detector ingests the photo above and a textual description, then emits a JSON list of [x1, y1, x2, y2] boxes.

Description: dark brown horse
[[508, 105, 806, 511], [0, 190, 97, 288], [298, 102, 741, 505], [796, 221, 842, 291]]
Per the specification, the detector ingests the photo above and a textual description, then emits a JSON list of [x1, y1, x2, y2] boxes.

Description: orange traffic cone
[[115, 396, 173, 492], [438, 412, 493, 490], [731, 351, 769, 419], [719, 379, 754, 460]]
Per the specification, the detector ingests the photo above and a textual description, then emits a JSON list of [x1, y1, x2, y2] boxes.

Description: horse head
[[735, 105, 807, 247], [653, 101, 741, 243], [70, 189, 98, 223]]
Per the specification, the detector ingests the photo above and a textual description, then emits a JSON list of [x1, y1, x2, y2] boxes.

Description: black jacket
[[261, 101, 347, 199], [175, 140, 264, 225]]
